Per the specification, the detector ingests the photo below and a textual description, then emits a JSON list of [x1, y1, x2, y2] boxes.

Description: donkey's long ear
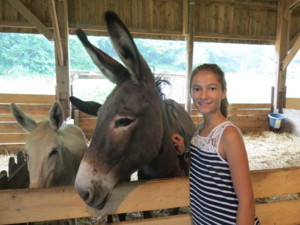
[[70, 96, 101, 116], [49, 102, 64, 130], [76, 29, 130, 85], [105, 11, 154, 86], [11, 103, 37, 132]]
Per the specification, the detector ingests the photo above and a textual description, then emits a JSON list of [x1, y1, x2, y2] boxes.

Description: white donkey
[[11, 102, 87, 225]]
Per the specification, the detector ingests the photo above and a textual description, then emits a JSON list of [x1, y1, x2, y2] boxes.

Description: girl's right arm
[[171, 133, 186, 156]]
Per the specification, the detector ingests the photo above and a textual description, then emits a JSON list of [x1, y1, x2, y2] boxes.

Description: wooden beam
[[0, 93, 55, 104], [0, 20, 35, 28], [289, 31, 300, 50], [54, 0, 70, 118], [0, 21, 276, 43], [182, 0, 189, 35], [48, 0, 64, 66], [185, 0, 195, 113], [282, 34, 300, 70], [6, 0, 53, 40], [284, 0, 300, 11], [195, 0, 277, 10], [112, 214, 191, 225], [194, 32, 275, 42], [274, 0, 290, 111]]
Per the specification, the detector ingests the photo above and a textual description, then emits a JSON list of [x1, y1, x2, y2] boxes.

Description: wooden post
[[274, 0, 289, 112], [274, 0, 300, 112], [53, 0, 70, 118], [184, 0, 195, 113]]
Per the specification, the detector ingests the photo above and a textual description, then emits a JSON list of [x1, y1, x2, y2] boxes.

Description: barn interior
[[0, 0, 299, 225]]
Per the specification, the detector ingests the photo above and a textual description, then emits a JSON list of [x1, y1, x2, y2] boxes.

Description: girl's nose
[[200, 90, 208, 99]]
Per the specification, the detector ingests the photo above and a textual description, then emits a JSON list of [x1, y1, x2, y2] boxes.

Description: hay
[[244, 131, 300, 171]]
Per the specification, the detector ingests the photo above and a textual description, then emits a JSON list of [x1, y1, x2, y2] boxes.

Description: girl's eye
[[209, 87, 216, 91]]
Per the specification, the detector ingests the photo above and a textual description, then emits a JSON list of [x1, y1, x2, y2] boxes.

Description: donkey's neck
[[140, 105, 185, 179]]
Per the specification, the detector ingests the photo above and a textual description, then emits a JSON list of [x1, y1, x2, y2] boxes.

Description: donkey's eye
[[49, 148, 58, 158], [115, 118, 135, 128]]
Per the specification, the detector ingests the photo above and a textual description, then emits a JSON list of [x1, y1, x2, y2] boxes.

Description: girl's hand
[[171, 133, 186, 156]]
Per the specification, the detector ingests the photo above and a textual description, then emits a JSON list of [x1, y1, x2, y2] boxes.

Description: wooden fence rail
[[1, 93, 272, 151], [75, 103, 272, 139], [0, 167, 299, 225]]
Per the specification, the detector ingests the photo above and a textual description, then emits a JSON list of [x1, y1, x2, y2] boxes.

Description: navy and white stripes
[[190, 143, 238, 225], [189, 121, 260, 225]]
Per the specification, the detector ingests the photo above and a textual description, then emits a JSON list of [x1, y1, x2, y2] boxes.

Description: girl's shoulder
[[222, 122, 243, 139], [221, 122, 244, 149]]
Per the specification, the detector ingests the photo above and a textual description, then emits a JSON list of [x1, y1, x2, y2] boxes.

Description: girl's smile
[[191, 71, 226, 116]]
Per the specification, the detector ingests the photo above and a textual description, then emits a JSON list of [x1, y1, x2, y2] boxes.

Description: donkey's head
[[11, 102, 65, 188], [74, 11, 169, 209]]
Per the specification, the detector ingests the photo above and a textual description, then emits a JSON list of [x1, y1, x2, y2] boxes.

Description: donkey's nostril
[[77, 187, 93, 204], [83, 188, 92, 202], [75, 181, 94, 204]]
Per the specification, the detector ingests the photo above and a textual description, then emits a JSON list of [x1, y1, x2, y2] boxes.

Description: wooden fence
[[0, 93, 272, 148], [191, 103, 272, 132], [76, 103, 272, 139], [0, 94, 56, 153], [0, 167, 299, 225]]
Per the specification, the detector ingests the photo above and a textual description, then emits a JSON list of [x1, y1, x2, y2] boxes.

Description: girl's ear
[[222, 88, 227, 100]]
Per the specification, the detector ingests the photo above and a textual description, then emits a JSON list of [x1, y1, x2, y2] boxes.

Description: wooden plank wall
[[0, 167, 299, 224], [0, 94, 55, 153], [0, 93, 272, 151], [2, 0, 300, 45], [182, 103, 271, 132], [76, 103, 271, 140], [193, 0, 278, 43], [229, 103, 271, 132], [286, 97, 300, 110], [68, 0, 281, 44]]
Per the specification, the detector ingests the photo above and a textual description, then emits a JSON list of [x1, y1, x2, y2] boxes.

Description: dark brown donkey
[[74, 11, 195, 214]]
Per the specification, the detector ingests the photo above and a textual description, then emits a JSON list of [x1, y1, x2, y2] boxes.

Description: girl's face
[[191, 71, 226, 116]]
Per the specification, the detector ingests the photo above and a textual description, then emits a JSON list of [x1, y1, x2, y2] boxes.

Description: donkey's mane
[[155, 76, 171, 100]]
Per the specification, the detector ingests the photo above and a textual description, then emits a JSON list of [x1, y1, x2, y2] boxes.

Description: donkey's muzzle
[[75, 180, 110, 210]]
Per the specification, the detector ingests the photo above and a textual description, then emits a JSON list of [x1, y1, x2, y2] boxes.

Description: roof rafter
[[48, 0, 63, 66], [7, 0, 53, 40], [282, 33, 300, 70]]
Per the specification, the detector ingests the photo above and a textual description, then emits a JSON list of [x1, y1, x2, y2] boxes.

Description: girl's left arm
[[221, 126, 256, 225]]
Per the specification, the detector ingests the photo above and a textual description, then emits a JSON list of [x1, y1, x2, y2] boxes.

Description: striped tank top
[[189, 121, 259, 225]]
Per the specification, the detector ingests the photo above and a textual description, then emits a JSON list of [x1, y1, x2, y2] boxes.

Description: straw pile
[[244, 131, 300, 171]]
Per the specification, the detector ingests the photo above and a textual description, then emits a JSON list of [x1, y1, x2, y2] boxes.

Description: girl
[[172, 64, 259, 225]]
